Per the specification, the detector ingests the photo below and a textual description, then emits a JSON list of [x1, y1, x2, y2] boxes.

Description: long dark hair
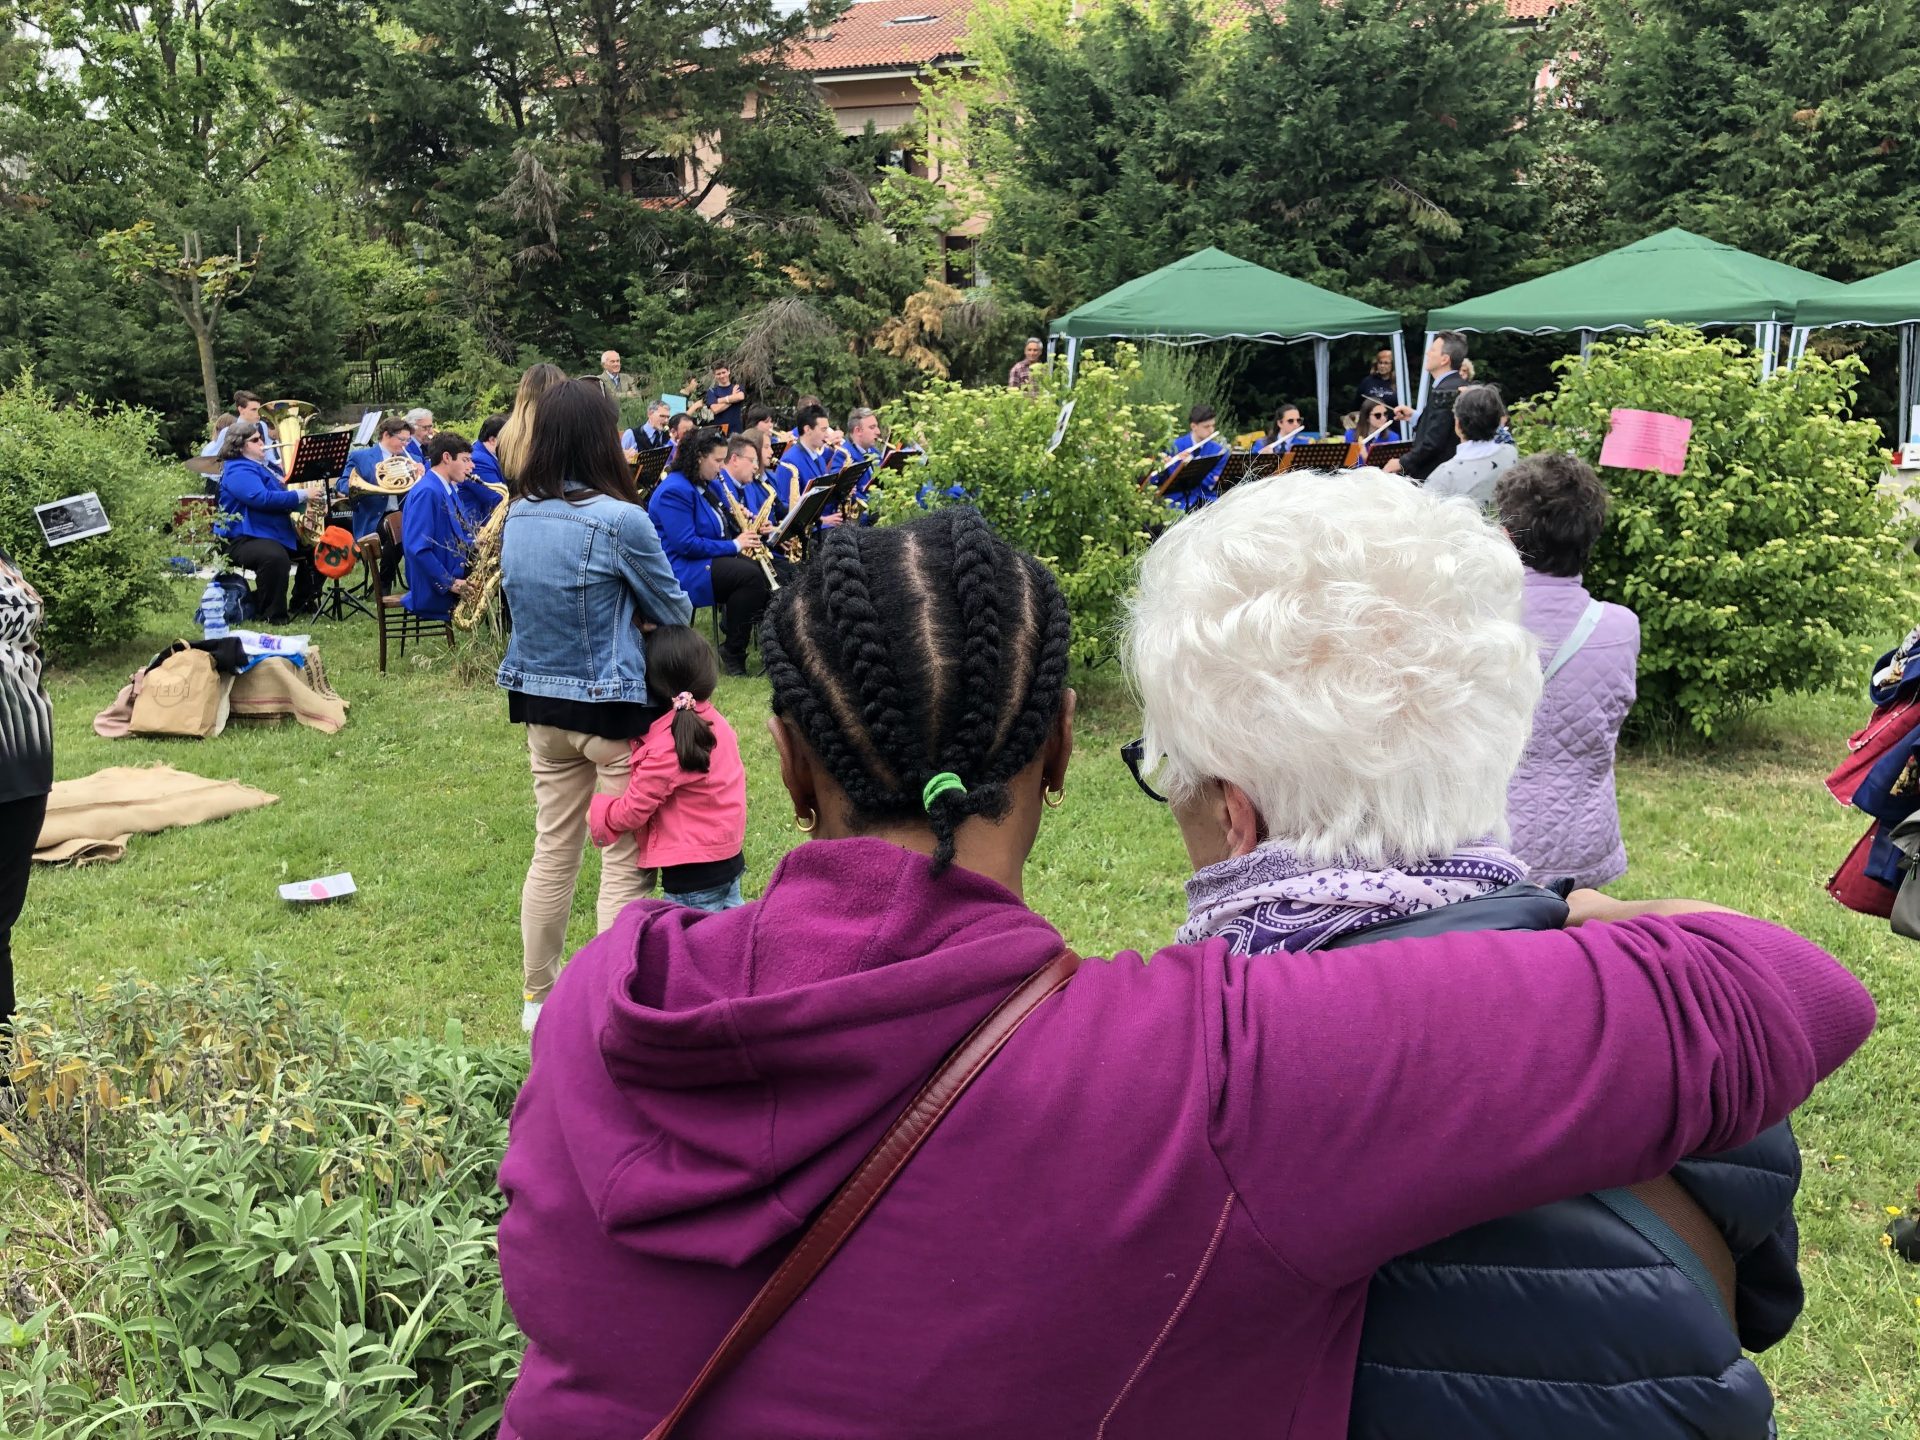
[[646, 624, 721, 771], [518, 380, 636, 503], [759, 508, 1072, 874], [671, 426, 727, 484]]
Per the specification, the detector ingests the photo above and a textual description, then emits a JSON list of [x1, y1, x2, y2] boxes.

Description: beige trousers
[[521, 724, 656, 1001]]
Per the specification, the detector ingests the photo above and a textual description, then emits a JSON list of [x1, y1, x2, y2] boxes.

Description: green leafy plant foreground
[[1513, 327, 1906, 736], [0, 376, 185, 660], [0, 965, 525, 1438], [877, 347, 1173, 667]]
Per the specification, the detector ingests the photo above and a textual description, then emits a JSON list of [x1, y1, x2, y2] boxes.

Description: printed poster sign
[[1598, 408, 1692, 476], [1047, 399, 1076, 455], [34, 492, 112, 547]]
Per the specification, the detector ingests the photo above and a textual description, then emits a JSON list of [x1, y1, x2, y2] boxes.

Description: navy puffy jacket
[[1331, 892, 1802, 1440]]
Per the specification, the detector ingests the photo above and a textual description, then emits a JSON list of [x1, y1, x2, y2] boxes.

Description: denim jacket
[[496, 490, 691, 703]]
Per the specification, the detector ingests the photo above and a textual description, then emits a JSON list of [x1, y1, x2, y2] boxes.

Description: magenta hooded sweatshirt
[[496, 837, 1873, 1439]]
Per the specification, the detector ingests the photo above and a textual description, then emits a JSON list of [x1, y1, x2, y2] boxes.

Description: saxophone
[[724, 491, 779, 591], [452, 501, 507, 632]]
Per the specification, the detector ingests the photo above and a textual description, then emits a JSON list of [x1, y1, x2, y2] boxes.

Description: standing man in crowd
[[1008, 337, 1045, 391], [401, 432, 498, 621], [1359, 348, 1397, 409], [1388, 332, 1468, 481], [598, 350, 630, 399], [705, 363, 746, 435]]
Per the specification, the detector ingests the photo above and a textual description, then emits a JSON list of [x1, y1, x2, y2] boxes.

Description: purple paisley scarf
[[1179, 841, 1529, 955]]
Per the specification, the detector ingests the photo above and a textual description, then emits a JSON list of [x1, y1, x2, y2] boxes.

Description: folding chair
[[357, 533, 454, 673]]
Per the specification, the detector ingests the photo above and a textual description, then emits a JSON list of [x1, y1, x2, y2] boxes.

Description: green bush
[[877, 346, 1174, 667], [0, 374, 183, 659], [0, 965, 525, 1438], [1512, 327, 1907, 736]]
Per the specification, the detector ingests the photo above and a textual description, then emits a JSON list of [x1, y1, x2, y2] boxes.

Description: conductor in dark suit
[[1387, 332, 1469, 481]]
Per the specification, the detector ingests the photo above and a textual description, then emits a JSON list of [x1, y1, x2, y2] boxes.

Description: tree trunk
[[189, 313, 221, 423]]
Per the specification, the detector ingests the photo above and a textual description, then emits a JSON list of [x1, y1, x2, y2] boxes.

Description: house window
[[943, 234, 979, 289]]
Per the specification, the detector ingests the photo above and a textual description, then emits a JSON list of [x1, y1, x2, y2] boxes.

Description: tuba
[[263, 399, 328, 544]]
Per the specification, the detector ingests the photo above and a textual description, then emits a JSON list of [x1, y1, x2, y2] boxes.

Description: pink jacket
[[588, 701, 745, 868]]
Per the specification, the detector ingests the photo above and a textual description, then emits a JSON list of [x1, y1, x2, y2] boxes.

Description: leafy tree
[[1513, 327, 1903, 736], [1568, 0, 1920, 279], [98, 223, 262, 423], [952, 0, 1542, 317]]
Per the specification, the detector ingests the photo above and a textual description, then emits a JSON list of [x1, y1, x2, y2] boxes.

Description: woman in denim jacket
[[496, 380, 691, 1032]]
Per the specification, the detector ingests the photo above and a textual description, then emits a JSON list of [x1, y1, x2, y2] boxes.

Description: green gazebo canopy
[[1795, 257, 1920, 328], [1049, 247, 1401, 342], [1427, 228, 1843, 335]]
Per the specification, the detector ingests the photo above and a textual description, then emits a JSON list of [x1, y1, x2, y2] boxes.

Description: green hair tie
[[922, 772, 968, 811]]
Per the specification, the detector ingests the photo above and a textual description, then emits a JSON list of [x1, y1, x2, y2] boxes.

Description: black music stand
[[1155, 453, 1218, 508], [1363, 440, 1414, 470], [833, 460, 874, 510], [880, 446, 924, 471], [1212, 451, 1282, 497], [314, 500, 374, 622], [1275, 439, 1353, 474], [283, 432, 358, 620], [770, 476, 855, 556], [632, 446, 673, 500]]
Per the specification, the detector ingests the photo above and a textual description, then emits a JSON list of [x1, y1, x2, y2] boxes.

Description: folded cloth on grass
[[34, 763, 278, 865]]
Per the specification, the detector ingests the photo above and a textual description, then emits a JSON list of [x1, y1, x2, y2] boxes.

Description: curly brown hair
[[1493, 452, 1610, 577]]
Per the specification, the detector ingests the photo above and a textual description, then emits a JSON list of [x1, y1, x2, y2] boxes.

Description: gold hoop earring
[[795, 809, 817, 833], [1043, 788, 1065, 810]]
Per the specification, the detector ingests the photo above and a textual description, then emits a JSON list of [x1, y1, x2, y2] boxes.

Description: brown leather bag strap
[[643, 946, 1083, 1440]]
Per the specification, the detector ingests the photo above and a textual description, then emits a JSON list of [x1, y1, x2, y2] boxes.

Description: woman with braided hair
[[496, 507, 1872, 1440]]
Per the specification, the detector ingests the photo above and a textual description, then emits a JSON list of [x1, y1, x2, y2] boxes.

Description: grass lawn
[[11, 587, 1920, 1436]]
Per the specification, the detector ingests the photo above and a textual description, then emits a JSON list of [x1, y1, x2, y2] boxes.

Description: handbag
[[128, 642, 232, 739], [643, 946, 1081, 1440]]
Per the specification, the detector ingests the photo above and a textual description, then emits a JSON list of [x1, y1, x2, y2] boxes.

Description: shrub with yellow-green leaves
[[1513, 326, 1908, 736]]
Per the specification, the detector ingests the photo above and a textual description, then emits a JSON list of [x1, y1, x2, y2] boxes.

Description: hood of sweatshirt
[[513, 836, 1065, 1267]]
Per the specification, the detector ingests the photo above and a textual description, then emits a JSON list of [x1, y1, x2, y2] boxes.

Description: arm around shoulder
[[1202, 912, 1873, 1289]]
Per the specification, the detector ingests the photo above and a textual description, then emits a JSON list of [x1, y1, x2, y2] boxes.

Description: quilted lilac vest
[[1506, 570, 1640, 888]]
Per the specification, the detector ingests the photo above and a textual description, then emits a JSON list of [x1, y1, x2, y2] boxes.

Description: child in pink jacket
[[589, 625, 747, 912]]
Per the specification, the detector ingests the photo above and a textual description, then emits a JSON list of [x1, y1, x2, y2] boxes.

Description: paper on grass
[[280, 873, 356, 902]]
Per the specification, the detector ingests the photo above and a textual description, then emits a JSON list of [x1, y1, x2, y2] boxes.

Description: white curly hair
[[1123, 469, 1541, 867]]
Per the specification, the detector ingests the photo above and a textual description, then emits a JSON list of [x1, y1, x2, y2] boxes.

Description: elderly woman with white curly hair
[[1124, 471, 1813, 1440]]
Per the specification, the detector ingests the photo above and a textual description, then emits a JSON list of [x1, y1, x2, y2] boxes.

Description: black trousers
[[710, 555, 774, 663], [0, 791, 45, 1046], [227, 536, 300, 621]]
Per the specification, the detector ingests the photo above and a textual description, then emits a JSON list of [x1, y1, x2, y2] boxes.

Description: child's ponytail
[[645, 624, 720, 772]]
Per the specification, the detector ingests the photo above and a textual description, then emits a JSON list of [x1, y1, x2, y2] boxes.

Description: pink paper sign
[[1598, 408, 1692, 476]]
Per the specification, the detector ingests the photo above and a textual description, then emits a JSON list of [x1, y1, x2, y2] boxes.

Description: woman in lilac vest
[[1496, 452, 1642, 888]]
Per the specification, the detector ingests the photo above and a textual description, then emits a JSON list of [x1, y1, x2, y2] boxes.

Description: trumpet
[[725, 491, 779, 591]]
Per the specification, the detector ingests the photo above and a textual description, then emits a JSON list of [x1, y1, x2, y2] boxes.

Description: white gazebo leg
[[1314, 339, 1331, 437], [1064, 338, 1080, 384], [1579, 330, 1594, 363], [1902, 323, 1917, 447], [1391, 332, 1411, 411], [1415, 331, 1436, 414]]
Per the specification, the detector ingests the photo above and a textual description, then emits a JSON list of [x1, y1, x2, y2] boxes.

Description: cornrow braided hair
[[759, 508, 1073, 874]]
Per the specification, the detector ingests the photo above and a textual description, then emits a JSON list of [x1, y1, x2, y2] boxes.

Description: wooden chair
[[357, 533, 453, 673]]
